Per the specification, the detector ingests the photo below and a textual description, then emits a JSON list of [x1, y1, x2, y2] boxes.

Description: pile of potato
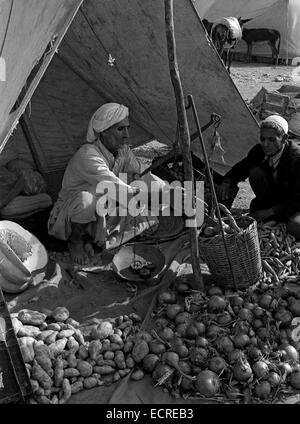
[[258, 222, 300, 284], [12, 307, 147, 404]]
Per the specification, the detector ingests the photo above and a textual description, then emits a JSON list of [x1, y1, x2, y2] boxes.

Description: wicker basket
[[199, 214, 262, 289]]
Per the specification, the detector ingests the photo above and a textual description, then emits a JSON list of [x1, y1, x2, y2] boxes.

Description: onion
[[166, 304, 183, 320], [233, 359, 253, 381], [227, 349, 246, 364], [208, 356, 227, 374], [229, 295, 244, 308], [175, 312, 192, 325], [207, 286, 223, 297], [280, 345, 299, 362], [175, 323, 188, 337], [268, 372, 281, 388], [208, 295, 227, 313], [152, 363, 173, 381], [158, 327, 174, 341], [252, 306, 265, 318], [170, 336, 184, 347], [180, 377, 195, 391], [274, 308, 292, 325], [185, 325, 199, 339], [233, 334, 250, 349], [162, 351, 194, 380], [217, 311, 233, 325], [252, 319, 264, 330], [254, 381, 271, 399], [149, 340, 166, 355], [206, 324, 223, 339], [289, 299, 300, 317], [195, 370, 220, 396], [215, 335, 234, 354], [243, 302, 255, 310], [256, 327, 268, 341], [155, 317, 169, 330], [174, 344, 189, 358], [252, 360, 269, 379], [259, 294, 273, 309], [247, 346, 262, 361], [290, 370, 300, 389], [189, 303, 202, 313], [278, 362, 293, 376], [238, 308, 254, 323], [178, 360, 191, 375], [195, 336, 209, 349], [225, 387, 243, 399], [142, 354, 160, 373], [193, 321, 206, 336], [158, 290, 177, 305], [189, 347, 208, 366], [234, 320, 250, 335]]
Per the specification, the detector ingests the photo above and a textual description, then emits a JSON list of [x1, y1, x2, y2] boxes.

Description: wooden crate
[[0, 289, 32, 404]]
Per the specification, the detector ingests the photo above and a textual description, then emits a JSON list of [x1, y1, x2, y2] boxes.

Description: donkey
[[202, 17, 252, 73], [242, 28, 281, 65]]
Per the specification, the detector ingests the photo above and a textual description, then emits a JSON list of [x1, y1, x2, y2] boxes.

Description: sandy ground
[[136, 61, 299, 211]]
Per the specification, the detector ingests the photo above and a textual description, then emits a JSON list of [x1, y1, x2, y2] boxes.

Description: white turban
[[86, 103, 129, 142], [262, 115, 289, 135]]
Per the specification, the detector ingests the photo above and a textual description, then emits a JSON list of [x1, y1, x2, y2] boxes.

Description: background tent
[[196, 0, 300, 64], [0, 0, 259, 199]]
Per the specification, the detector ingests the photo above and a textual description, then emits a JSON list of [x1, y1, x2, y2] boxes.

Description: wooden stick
[[164, 0, 203, 292]]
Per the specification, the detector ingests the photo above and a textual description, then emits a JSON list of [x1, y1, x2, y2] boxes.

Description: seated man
[[48, 102, 169, 264], [218, 115, 300, 239]]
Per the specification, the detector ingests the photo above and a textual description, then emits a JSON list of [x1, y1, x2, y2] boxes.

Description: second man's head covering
[[261, 115, 289, 135], [86, 103, 129, 142]]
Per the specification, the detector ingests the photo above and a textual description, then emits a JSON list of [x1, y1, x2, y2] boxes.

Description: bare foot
[[84, 242, 95, 258], [68, 240, 89, 265]]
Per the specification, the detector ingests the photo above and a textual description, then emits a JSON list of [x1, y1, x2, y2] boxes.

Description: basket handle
[[218, 203, 241, 233]]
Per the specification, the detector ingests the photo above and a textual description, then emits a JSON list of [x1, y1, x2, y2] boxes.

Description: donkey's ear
[[241, 18, 253, 24]]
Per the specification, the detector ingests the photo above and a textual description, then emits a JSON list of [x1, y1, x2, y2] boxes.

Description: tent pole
[[164, 0, 204, 292]]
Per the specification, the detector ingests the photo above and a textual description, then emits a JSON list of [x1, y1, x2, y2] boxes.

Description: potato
[[58, 329, 74, 339], [93, 365, 115, 375], [99, 339, 111, 353], [52, 307, 70, 322], [130, 369, 145, 381], [77, 345, 89, 360], [67, 336, 80, 353], [18, 325, 41, 338], [109, 334, 123, 345], [54, 357, 64, 387], [12, 317, 23, 335], [18, 310, 46, 326], [77, 361, 93, 377], [47, 323, 61, 331], [59, 378, 72, 404], [64, 367, 80, 378], [70, 381, 83, 394], [18, 337, 35, 363], [73, 329, 85, 345], [142, 354, 160, 373], [44, 331, 59, 345], [36, 330, 55, 342], [67, 353, 78, 368], [123, 341, 133, 354], [88, 340, 102, 360], [114, 351, 126, 370], [118, 368, 131, 377], [113, 372, 121, 383], [51, 394, 59, 404], [39, 323, 48, 331], [91, 321, 114, 340], [66, 318, 80, 328], [30, 379, 40, 392], [35, 395, 52, 404], [31, 361, 53, 390], [103, 351, 114, 360], [83, 376, 98, 389], [48, 339, 68, 357], [125, 356, 135, 369], [132, 340, 149, 363]]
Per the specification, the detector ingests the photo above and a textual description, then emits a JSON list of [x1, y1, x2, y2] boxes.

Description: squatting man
[[218, 115, 300, 239], [48, 103, 203, 264]]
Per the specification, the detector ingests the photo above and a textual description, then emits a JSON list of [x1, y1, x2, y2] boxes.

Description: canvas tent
[[0, 0, 259, 201], [196, 0, 300, 64]]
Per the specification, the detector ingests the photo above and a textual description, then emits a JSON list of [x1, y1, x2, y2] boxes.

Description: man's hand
[[251, 208, 275, 222]]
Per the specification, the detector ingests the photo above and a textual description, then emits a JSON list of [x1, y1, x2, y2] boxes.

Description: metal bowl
[[112, 243, 166, 282]]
